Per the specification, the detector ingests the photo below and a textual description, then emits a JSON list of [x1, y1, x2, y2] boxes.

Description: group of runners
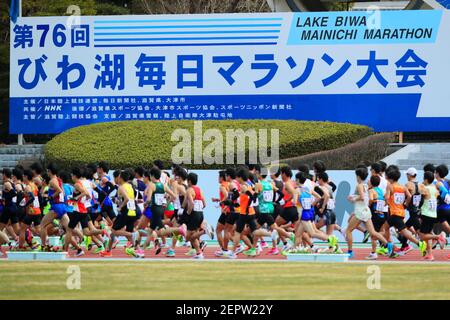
[[0, 159, 449, 260]]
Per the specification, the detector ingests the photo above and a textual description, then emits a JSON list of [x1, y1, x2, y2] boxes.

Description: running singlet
[[26, 183, 41, 215], [258, 180, 274, 214], [48, 178, 64, 205], [408, 182, 422, 214], [63, 183, 75, 213], [388, 184, 406, 218], [299, 186, 314, 221], [192, 185, 204, 212], [421, 185, 438, 218], [282, 181, 294, 208], [437, 179, 450, 210], [75, 181, 90, 214], [371, 186, 385, 217], [219, 181, 229, 213], [98, 175, 113, 207], [228, 180, 241, 213], [122, 183, 136, 217], [239, 189, 255, 215], [152, 182, 166, 207]]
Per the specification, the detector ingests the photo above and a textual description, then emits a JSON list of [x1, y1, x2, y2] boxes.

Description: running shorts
[[0, 206, 18, 224], [405, 211, 421, 230], [419, 215, 436, 234], [50, 203, 67, 219], [355, 206, 371, 223], [323, 209, 336, 226], [371, 213, 386, 232], [218, 212, 227, 225], [23, 214, 42, 226], [301, 209, 314, 222], [113, 214, 136, 232], [256, 212, 275, 227], [236, 214, 257, 234], [387, 215, 406, 232], [437, 208, 450, 224], [187, 211, 204, 231], [143, 207, 152, 220], [226, 211, 239, 225], [280, 206, 299, 223], [69, 212, 89, 229], [150, 205, 164, 231]]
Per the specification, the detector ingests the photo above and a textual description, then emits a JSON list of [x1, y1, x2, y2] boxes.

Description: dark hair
[[87, 163, 98, 173], [12, 168, 23, 181], [177, 168, 187, 180], [248, 164, 261, 173], [424, 171, 435, 184], [30, 162, 43, 175], [2, 168, 12, 179], [436, 164, 449, 179], [225, 167, 236, 179], [378, 161, 387, 172], [153, 159, 164, 170], [295, 171, 308, 184], [14, 164, 24, 171], [370, 175, 381, 187], [297, 164, 309, 174], [134, 166, 145, 178], [371, 162, 382, 174], [423, 163, 436, 173], [313, 160, 326, 173], [83, 167, 96, 180], [316, 172, 329, 182], [356, 162, 368, 169], [119, 171, 129, 182], [23, 169, 33, 182], [47, 163, 59, 176], [42, 173, 50, 185], [236, 168, 250, 182], [386, 168, 401, 182], [187, 172, 198, 185], [59, 171, 71, 184], [113, 170, 121, 179], [355, 167, 369, 181], [150, 167, 161, 180], [123, 168, 134, 182], [280, 166, 293, 178], [386, 165, 399, 176], [98, 161, 109, 173], [219, 170, 226, 181], [71, 167, 83, 179]]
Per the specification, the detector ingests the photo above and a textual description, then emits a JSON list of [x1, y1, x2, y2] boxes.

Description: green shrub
[[45, 120, 372, 169]]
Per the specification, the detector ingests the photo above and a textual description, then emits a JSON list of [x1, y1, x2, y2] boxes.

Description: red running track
[[2, 246, 450, 262]]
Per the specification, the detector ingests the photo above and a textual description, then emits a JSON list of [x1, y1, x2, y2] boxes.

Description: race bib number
[[393, 193, 405, 205], [444, 194, 450, 205], [375, 200, 385, 212], [82, 197, 92, 208], [33, 197, 40, 208], [193, 199, 203, 211], [429, 199, 437, 211], [413, 195, 421, 207], [154, 193, 165, 206], [327, 199, 335, 210], [301, 198, 312, 210], [12, 196, 17, 203], [59, 193, 64, 203], [19, 198, 27, 207], [127, 200, 136, 211], [263, 190, 273, 202]]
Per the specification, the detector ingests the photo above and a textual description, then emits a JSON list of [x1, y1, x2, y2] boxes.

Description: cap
[[406, 167, 417, 176]]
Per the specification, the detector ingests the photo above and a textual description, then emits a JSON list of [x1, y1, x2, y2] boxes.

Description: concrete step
[[420, 144, 450, 153], [397, 159, 450, 167], [408, 152, 450, 161], [0, 160, 19, 167], [0, 154, 38, 161], [0, 146, 44, 155]]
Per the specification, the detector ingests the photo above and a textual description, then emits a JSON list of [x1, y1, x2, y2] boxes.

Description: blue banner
[[9, 10, 450, 133]]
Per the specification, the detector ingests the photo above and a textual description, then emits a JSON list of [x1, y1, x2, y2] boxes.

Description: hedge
[[44, 120, 372, 169]]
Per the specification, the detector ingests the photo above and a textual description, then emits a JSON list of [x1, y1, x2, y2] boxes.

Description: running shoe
[[183, 241, 191, 247], [365, 252, 378, 260], [347, 251, 354, 259], [223, 251, 237, 259], [166, 249, 175, 257], [260, 240, 269, 249], [135, 249, 145, 258], [438, 232, 447, 249], [386, 242, 394, 256], [125, 247, 137, 257], [99, 250, 112, 257], [185, 248, 196, 256], [281, 243, 291, 253], [399, 245, 413, 255], [200, 241, 207, 252], [75, 249, 85, 257], [423, 253, 434, 261], [289, 232, 295, 245], [267, 248, 279, 255], [243, 248, 257, 257], [84, 236, 92, 249], [204, 222, 214, 239], [93, 246, 104, 254], [376, 247, 389, 256], [419, 240, 427, 257], [362, 230, 370, 243], [234, 245, 245, 255], [214, 249, 224, 257], [193, 252, 204, 259]]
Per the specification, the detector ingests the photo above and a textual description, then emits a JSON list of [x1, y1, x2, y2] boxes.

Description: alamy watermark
[[66, 265, 81, 290], [366, 265, 381, 290], [171, 121, 279, 168]]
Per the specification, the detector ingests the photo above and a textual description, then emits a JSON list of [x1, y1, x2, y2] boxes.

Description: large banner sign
[[9, 10, 450, 134]]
